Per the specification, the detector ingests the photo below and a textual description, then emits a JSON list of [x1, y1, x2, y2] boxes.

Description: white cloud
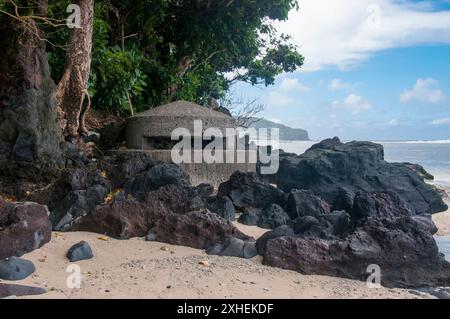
[[266, 91, 296, 107], [329, 79, 355, 91], [332, 94, 372, 114], [276, 0, 450, 71], [430, 118, 450, 125], [279, 78, 310, 92], [400, 78, 446, 104]]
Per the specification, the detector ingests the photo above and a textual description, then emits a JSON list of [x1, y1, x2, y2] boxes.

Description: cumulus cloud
[[275, 0, 450, 71], [329, 79, 355, 91], [430, 118, 450, 125], [332, 94, 372, 114], [279, 78, 310, 92], [400, 78, 446, 104]]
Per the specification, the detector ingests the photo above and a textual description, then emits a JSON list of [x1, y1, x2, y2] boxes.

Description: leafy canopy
[[45, 0, 304, 114]]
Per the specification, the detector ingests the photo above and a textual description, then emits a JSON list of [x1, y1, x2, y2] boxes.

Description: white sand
[[6, 190, 449, 299], [433, 189, 450, 236], [0, 229, 426, 299]]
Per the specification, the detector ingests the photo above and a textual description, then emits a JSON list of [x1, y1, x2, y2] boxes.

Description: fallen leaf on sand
[[160, 246, 168, 251], [98, 236, 109, 241]]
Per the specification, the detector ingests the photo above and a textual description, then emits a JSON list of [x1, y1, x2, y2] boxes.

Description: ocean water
[[435, 237, 450, 262], [279, 140, 450, 186], [278, 140, 450, 261]]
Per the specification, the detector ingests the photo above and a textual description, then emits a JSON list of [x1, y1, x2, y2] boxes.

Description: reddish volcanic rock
[[70, 185, 250, 250], [0, 199, 52, 260], [261, 215, 450, 288]]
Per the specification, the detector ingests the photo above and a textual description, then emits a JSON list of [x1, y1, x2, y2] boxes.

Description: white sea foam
[[376, 140, 450, 144]]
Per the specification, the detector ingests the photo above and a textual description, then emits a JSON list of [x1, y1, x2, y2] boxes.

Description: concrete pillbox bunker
[[125, 100, 256, 187]]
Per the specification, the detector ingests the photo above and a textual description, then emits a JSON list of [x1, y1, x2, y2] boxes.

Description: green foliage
[[94, 47, 148, 114], [44, 0, 303, 114]]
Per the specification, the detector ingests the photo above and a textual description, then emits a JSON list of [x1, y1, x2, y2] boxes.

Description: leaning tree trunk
[[56, 0, 94, 140], [0, 1, 63, 165]]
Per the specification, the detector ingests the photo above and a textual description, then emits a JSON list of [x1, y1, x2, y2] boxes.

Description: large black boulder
[[217, 172, 286, 210], [275, 137, 447, 215], [286, 189, 331, 219], [207, 236, 258, 259], [255, 225, 295, 255], [66, 241, 94, 262], [207, 196, 236, 221], [260, 194, 450, 288], [238, 204, 291, 229], [126, 163, 189, 198]]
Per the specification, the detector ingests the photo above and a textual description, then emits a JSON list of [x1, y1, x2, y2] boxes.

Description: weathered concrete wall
[[126, 116, 236, 149]]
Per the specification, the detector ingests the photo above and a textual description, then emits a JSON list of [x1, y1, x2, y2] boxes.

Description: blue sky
[[231, 0, 450, 141]]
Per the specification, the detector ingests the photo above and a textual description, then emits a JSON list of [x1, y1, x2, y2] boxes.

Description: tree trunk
[[0, 0, 63, 165], [167, 56, 194, 102], [56, 0, 94, 140]]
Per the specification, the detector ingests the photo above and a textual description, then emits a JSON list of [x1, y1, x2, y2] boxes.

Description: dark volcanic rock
[[125, 163, 188, 198], [261, 214, 450, 288], [52, 184, 108, 231], [0, 200, 52, 260], [0, 257, 35, 281], [69, 185, 251, 251], [207, 196, 236, 221], [47, 153, 193, 230], [99, 120, 126, 149], [275, 137, 447, 215], [348, 191, 413, 225], [239, 204, 291, 229], [321, 211, 351, 235], [99, 152, 157, 189], [332, 187, 356, 212], [218, 171, 286, 210], [256, 225, 295, 255], [66, 241, 94, 262], [150, 211, 250, 250], [0, 13, 63, 165], [207, 236, 258, 259], [286, 190, 331, 219], [238, 208, 261, 226], [402, 163, 434, 180]]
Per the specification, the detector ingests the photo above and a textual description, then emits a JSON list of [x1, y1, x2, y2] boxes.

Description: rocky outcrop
[[250, 138, 450, 287], [207, 196, 236, 221], [275, 137, 448, 215], [0, 199, 52, 260], [256, 187, 450, 287], [286, 190, 331, 219], [239, 204, 291, 229], [44, 153, 254, 256], [261, 214, 450, 288], [0, 13, 62, 164], [218, 171, 286, 210], [70, 189, 251, 252]]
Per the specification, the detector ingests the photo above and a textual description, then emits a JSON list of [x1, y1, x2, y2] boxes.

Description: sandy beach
[[432, 187, 450, 236], [2, 189, 448, 299], [0, 228, 428, 299]]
